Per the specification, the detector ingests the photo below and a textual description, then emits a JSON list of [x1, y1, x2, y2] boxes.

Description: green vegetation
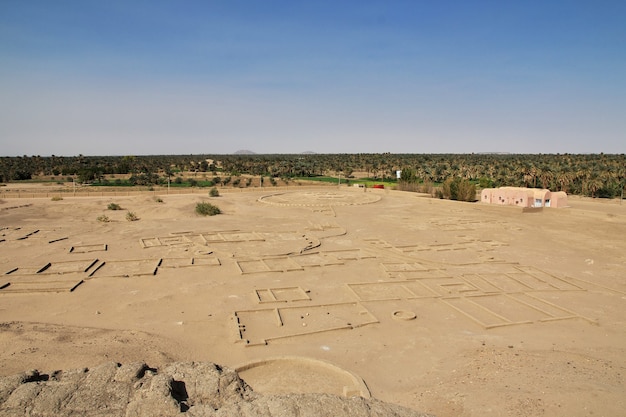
[[166, 179, 215, 188], [107, 203, 122, 210], [439, 177, 477, 202], [92, 179, 134, 187], [397, 168, 418, 192], [293, 176, 338, 183], [2, 153, 624, 199], [126, 211, 139, 221], [51, 196, 63, 201], [293, 174, 396, 188], [209, 187, 219, 197], [397, 168, 436, 194], [195, 201, 221, 216]]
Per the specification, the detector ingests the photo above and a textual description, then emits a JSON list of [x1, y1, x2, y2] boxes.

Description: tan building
[[480, 187, 568, 208]]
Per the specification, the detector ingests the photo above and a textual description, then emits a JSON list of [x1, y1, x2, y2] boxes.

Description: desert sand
[[0, 184, 624, 417]]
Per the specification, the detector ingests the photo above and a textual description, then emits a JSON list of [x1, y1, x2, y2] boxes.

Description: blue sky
[[1, 1, 625, 156]]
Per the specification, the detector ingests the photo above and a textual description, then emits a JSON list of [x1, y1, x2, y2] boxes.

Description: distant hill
[[233, 150, 318, 155]]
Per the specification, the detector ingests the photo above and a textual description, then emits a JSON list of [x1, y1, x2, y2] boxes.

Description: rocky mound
[[0, 361, 433, 417]]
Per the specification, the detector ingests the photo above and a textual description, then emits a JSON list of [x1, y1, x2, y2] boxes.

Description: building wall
[[481, 187, 566, 208], [550, 191, 568, 208]]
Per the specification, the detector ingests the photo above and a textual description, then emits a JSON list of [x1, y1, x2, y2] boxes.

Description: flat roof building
[[480, 187, 568, 208]]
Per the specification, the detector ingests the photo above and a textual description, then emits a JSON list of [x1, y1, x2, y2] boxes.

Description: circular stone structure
[[235, 356, 371, 398], [258, 190, 381, 207], [392, 310, 417, 321]]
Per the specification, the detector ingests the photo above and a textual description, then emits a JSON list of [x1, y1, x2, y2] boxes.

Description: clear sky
[[1, 1, 625, 156]]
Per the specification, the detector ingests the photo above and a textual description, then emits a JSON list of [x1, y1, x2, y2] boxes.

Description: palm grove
[[1, 153, 625, 200]]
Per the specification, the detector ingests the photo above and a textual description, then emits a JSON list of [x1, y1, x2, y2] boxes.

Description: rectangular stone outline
[[158, 257, 221, 268], [69, 244, 107, 253], [346, 281, 440, 301], [291, 252, 345, 268], [236, 257, 304, 274], [254, 287, 311, 303], [36, 259, 100, 275], [234, 302, 378, 346], [0, 277, 84, 293], [86, 259, 161, 278]]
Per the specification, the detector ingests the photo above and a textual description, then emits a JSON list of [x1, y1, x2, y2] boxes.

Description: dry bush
[[442, 177, 477, 202], [96, 214, 110, 222], [196, 201, 221, 216], [397, 181, 420, 192]]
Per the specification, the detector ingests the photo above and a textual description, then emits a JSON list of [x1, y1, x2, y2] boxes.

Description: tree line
[[1, 153, 624, 198]]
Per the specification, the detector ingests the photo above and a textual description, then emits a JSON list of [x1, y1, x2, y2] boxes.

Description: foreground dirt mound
[[0, 361, 433, 417]]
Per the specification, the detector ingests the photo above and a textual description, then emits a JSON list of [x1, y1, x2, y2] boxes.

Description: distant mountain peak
[[234, 149, 256, 155]]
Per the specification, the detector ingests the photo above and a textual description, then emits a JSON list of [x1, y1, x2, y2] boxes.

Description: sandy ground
[[0, 185, 624, 417]]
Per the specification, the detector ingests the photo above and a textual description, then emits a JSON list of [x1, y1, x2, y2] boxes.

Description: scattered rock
[[0, 361, 433, 417]]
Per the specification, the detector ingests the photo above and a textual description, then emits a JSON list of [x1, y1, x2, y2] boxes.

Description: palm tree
[[539, 166, 553, 189]]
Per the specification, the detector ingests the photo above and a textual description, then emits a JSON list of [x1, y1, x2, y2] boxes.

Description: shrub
[[209, 187, 220, 197], [51, 196, 63, 201], [195, 201, 221, 216], [441, 177, 477, 202], [155, 197, 164, 203], [97, 214, 110, 222], [419, 181, 434, 194], [478, 177, 495, 189], [397, 181, 420, 192], [107, 202, 122, 210], [458, 180, 477, 202], [126, 211, 139, 221]]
